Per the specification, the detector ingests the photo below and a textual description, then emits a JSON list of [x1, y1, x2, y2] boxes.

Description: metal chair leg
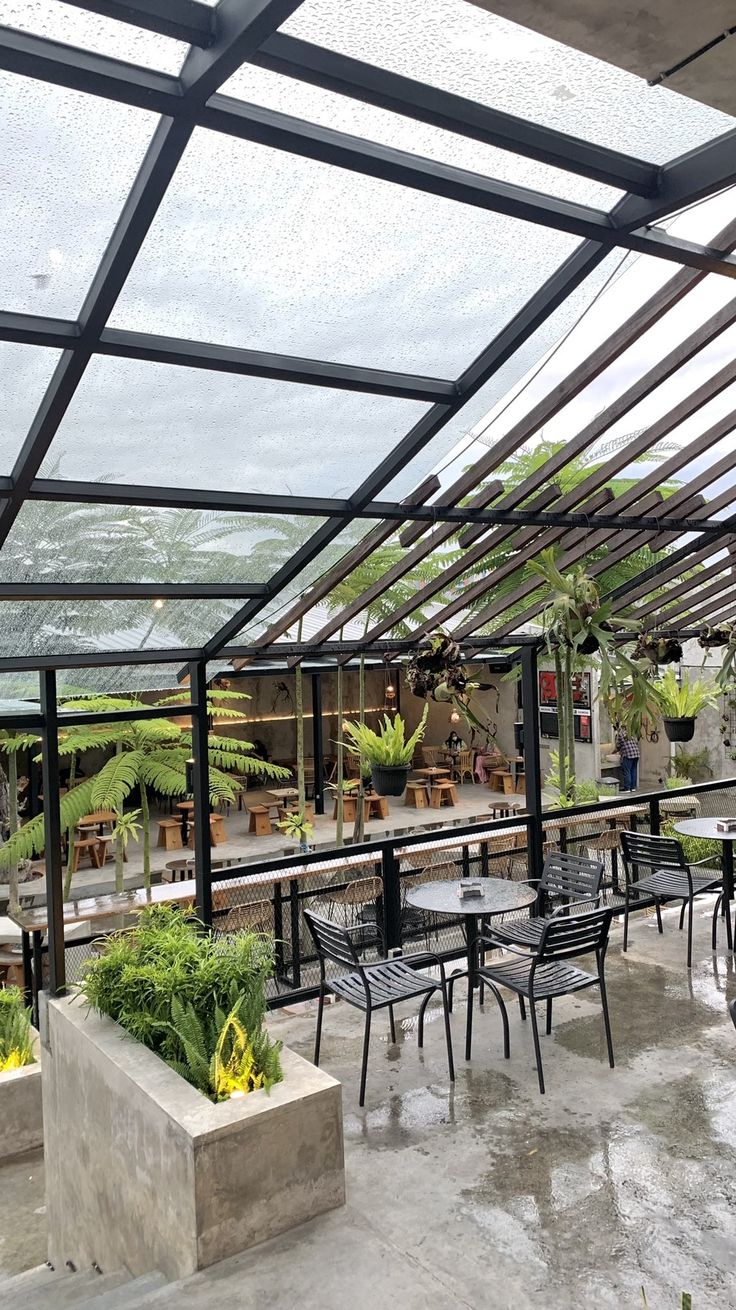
[[655, 899, 663, 934], [712, 892, 722, 950], [480, 978, 510, 1059], [623, 892, 630, 953], [314, 984, 325, 1066], [358, 1009, 372, 1108], [599, 973, 615, 1069], [545, 997, 552, 1036], [439, 981, 455, 1082], [528, 998, 545, 1095], [518, 995, 527, 1022], [678, 900, 687, 931], [465, 969, 474, 1061], [388, 1004, 397, 1045], [686, 896, 693, 970], [417, 990, 432, 1048]]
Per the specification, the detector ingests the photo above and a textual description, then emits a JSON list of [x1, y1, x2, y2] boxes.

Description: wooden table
[[77, 810, 117, 834], [415, 767, 451, 781]]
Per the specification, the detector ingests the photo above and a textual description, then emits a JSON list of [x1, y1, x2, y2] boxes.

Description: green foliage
[[276, 810, 314, 844], [81, 905, 282, 1102], [665, 775, 691, 789], [662, 821, 720, 869], [0, 987, 35, 1070], [544, 752, 599, 806], [650, 669, 718, 719], [672, 748, 712, 783], [341, 706, 428, 766]]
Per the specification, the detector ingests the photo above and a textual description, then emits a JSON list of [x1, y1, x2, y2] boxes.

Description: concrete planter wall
[[0, 1034, 42, 1161], [41, 995, 345, 1281]]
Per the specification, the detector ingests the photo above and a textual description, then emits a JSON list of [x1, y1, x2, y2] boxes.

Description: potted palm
[[650, 668, 719, 742], [276, 809, 314, 854], [341, 706, 428, 796]]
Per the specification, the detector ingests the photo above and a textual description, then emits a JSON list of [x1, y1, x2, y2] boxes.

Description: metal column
[[311, 672, 325, 815], [188, 660, 212, 928], [39, 669, 65, 995], [520, 645, 544, 890]]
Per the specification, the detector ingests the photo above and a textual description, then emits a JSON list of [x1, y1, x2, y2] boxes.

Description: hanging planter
[[650, 668, 718, 745], [662, 717, 696, 743], [631, 633, 683, 665], [405, 632, 467, 701], [340, 707, 428, 800], [370, 763, 411, 797]]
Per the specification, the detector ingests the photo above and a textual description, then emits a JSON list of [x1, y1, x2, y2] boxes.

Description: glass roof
[[1, 500, 324, 583], [41, 356, 428, 496], [109, 126, 582, 376], [1, 70, 156, 318], [0, 0, 734, 667], [283, 0, 736, 161], [0, 0, 188, 72]]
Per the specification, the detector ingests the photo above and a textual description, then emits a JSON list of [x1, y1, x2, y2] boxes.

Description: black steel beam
[[520, 645, 543, 888], [202, 95, 736, 279], [613, 127, 736, 231], [0, 316, 457, 401], [21, 478, 736, 532], [39, 670, 65, 995], [0, 583, 268, 600], [253, 32, 659, 196], [0, 647, 203, 673], [188, 659, 212, 927], [58, 702, 195, 726], [311, 671, 324, 816], [61, 0, 216, 46]]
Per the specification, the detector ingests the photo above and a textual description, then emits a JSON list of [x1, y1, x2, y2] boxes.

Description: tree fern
[[90, 750, 143, 811]]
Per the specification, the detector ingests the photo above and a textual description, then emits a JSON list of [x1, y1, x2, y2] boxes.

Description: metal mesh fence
[[18, 779, 736, 1013]]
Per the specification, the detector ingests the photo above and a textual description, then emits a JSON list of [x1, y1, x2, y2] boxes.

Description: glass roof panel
[[0, 500, 325, 583], [109, 126, 582, 375], [0, 71, 156, 317], [43, 356, 428, 496], [220, 61, 620, 210], [0, 343, 62, 474], [0, 0, 189, 72], [282, 0, 735, 163], [0, 598, 242, 657]]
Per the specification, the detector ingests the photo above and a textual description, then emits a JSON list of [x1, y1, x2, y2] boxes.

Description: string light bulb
[[153, 598, 165, 610], [385, 682, 396, 700], [450, 709, 461, 724]]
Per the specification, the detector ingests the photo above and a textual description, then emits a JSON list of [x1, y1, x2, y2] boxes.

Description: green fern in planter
[[0, 987, 35, 1071], [341, 706, 428, 766]]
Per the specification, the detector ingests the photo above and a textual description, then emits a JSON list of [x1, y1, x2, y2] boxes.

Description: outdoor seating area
[[1, 0, 736, 1305]]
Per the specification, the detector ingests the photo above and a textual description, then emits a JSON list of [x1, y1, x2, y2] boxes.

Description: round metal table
[[405, 877, 537, 1059], [674, 818, 735, 950]]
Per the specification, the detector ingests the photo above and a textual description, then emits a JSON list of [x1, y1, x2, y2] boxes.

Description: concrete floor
[[4, 904, 735, 1307]]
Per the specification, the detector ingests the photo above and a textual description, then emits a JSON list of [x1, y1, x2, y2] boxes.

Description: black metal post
[[28, 749, 41, 817], [520, 646, 544, 898], [188, 660, 212, 928], [39, 669, 65, 996], [311, 672, 324, 815], [649, 797, 661, 836], [381, 843, 403, 952]]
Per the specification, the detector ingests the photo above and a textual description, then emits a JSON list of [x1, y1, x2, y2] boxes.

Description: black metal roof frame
[[1, 0, 736, 679]]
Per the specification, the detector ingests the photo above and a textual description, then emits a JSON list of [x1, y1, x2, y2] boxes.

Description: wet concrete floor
[[259, 905, 736, 1310], [2, 904, 735, 1308]]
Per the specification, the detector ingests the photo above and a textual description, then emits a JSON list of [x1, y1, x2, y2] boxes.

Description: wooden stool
[[248, 805, 273, 837], [279, 802, 315, 822], [0, 949, 24, 988], [72, 837, 103, 872], [430, 780, 458, 809], [365, 793, 389, 820], [490, 769, 515, 794], [209, 814, 226, 846], [157, 818, 183, 851], [405, 780, 429, 809]]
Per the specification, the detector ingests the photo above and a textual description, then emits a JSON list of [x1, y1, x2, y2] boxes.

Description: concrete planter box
[[41, 995, 345, 1281], [0, 1035, 42, 1161]]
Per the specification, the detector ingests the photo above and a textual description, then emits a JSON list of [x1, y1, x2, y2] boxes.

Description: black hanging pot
[[663, 717, 696, 743], [578, 634, 600, 655], [370, 764, 410, 796]]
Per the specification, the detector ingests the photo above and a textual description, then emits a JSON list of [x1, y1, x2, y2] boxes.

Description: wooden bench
[[157, 817, 184, 851], [430, 780, 458, 809], [405, 780, 429, 809], [248, 805, 273, 837]]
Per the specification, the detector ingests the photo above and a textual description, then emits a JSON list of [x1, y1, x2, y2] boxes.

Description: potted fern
[[341, 706, 428, 796], [276, 809, 314, 854], [650, 668, 719, 742]]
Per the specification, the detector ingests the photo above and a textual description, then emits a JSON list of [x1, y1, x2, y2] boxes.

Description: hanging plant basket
[[632, 634, 682, 665], [699, 622, 736, 650], [370, 763, 410, 796], [663, 717, 696, 743], [578, 633, 600, 655], [406, 633, 467, 701]]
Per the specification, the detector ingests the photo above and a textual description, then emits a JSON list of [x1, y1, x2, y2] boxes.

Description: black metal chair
[[492, 851, 604, 950], [304, 909, 455, 1107], [619, 830, 722, 969], [730, 997, 736, 1032], [468, 906, 615, 1094]]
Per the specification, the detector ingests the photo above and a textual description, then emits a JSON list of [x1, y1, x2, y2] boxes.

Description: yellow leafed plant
[[213, 1009, 265, 1099]]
